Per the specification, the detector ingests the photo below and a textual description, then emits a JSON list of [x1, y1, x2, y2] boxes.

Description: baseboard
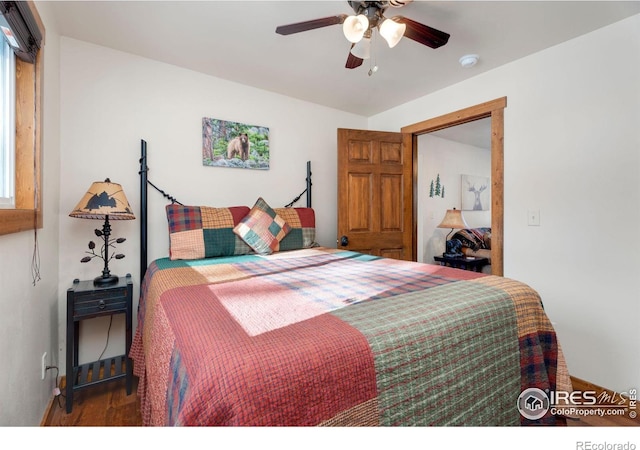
[[39, 386, 58, 426], [40, 375, 66, 426], [570, 375, 639, 425]]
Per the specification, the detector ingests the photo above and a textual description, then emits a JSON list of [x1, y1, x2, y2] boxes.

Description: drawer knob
[[98, 300, 106, 310]]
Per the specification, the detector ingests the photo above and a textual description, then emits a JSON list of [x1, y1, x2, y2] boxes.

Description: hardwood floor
[[42, 376, 638, 427], [43, 377, 142, 426]]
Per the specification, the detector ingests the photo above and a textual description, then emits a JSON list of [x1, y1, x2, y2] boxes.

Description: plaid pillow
[[451, 227, 491, 251], [273, 207, 317, 251], [166, 204, 252, 260], [234, 198, 291, 255]]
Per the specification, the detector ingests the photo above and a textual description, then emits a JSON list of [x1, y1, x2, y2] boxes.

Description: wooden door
[[337, 128, 414, 260]]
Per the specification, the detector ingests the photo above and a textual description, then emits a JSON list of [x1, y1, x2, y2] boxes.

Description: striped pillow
[[233, 198, 291, 255], [166, 204, 252, 260]]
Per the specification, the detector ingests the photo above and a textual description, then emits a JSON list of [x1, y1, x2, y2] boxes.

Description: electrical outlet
[[41, 352, 47, 380]]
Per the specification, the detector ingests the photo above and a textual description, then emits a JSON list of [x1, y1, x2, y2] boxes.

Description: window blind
[[0, 1, 42, 63]]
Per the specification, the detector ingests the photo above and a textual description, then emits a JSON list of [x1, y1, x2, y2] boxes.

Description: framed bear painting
[[202, 117, 270, 170]]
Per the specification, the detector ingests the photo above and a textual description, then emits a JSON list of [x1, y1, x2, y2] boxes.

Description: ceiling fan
[[275, 0, 450, 70]]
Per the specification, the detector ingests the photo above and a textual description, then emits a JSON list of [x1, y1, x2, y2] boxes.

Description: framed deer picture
[[461, 174, 490, 211]]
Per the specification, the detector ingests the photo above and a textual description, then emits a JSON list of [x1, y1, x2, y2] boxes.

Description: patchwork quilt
[[130, 248, 571, 426]]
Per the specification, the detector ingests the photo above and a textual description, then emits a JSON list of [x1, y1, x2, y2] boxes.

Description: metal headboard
[[138, 139, 312, 281]]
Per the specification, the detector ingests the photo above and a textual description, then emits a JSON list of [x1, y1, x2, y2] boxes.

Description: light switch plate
[[528, 210, 540, 226]]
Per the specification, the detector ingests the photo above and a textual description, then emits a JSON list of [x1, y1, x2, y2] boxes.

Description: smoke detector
[[459, 54, 479, 68]]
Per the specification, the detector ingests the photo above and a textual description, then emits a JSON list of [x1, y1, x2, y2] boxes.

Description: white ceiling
[[430, 116, 491, 150], [48, 0, 639, 119]]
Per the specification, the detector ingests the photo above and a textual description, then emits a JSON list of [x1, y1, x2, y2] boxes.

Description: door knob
[[340, 235, 349, 246]]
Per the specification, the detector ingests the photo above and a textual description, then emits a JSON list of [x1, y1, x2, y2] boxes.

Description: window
[[0, 1, 44, 235], [0, 30, 16, 208]]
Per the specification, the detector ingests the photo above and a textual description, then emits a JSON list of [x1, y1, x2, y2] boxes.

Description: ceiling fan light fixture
[[350, 37, 371, 60], [343, 14, 369, 43], [379, 18, 406, 48]]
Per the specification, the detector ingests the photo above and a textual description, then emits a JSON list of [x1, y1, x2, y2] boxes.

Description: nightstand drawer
[[72, 288, 128, 318]]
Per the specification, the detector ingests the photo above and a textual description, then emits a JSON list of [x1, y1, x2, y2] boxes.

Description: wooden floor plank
[[44, 377, 142, 426]]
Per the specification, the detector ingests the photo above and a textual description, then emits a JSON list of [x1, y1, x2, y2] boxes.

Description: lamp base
[[93, 275, 119, 286]]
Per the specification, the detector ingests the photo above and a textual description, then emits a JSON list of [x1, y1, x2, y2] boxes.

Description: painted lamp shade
[[69, 179, 134, 285], [69, 179, 135, 220]]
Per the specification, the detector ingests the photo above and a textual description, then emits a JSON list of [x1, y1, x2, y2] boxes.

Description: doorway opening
[[418, 118, 491, 267], [401, 97, 506, 276]]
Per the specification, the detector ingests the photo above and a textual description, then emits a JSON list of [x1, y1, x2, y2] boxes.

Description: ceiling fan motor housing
[[348, 1, 388, 27]]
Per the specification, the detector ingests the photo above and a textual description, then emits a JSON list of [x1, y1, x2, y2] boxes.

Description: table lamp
[[69, 178, 135, 285], [437, 207, 469, 257]]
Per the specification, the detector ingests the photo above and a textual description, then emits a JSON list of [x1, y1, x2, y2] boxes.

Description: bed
[[130, 140, 571, 426]]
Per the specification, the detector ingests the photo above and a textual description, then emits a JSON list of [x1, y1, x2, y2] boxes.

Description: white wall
[[0, 1, 60, 426], [58, 38, 366, 368], [370, 15, 640, 393], [417, 134, 490, 263]]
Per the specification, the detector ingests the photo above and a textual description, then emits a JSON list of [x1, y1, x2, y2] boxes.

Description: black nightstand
[[65, 274, 133, 413], [434, 255, 489, 272]]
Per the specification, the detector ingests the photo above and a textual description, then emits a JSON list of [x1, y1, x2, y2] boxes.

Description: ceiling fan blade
[[276, 14, 347, 35], [346, 45, 364, 69], [395, 16, 450, 49]]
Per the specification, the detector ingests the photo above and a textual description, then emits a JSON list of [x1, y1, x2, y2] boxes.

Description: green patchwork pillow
[[234, 198, 291, 255], [166, 204, 252, 260], [273, 207, 318, 251]]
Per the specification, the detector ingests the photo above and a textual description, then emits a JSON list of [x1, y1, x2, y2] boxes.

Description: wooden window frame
[[0, 1, 44, 236]]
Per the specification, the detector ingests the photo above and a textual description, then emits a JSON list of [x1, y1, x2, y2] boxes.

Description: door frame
[[401, 97, 506, 276]]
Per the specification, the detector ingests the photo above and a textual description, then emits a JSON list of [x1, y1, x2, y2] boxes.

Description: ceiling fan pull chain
[[369, 30, 379, 76]]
